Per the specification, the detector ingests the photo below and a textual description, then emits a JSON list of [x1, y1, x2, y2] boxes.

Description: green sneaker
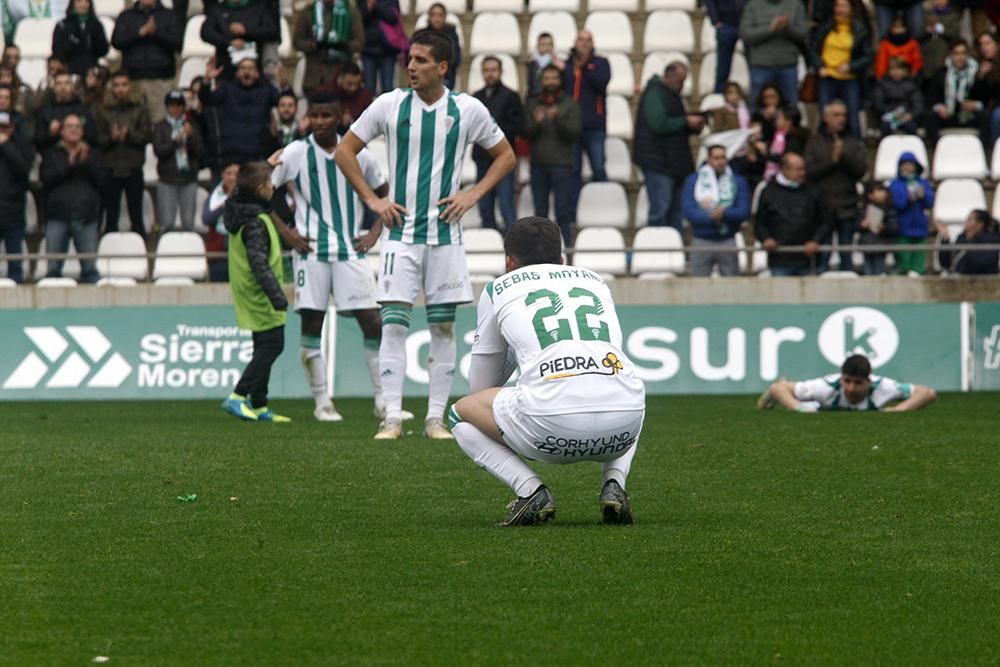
[[253, 407, 291, 423], [221, 393, 258, 421]]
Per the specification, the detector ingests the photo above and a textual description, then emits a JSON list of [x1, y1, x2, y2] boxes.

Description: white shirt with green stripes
[[794, 374, 913, 411], [349, 87, 506, 246], [271, 134, 386, 263]]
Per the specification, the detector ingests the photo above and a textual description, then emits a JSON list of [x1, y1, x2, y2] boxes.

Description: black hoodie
[[223, 191, 287, 310]]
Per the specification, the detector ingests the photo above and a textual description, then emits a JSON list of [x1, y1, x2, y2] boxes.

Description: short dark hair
[[540, 63, 563, 79], [308, 90, 341, 108], [969, 209, 993, 228], [482, 55, 502, 71], [339, 62, 362, 77], [706, 144, 726, 157], [504, 217, 562, 266], [949, 37, 970, 52], [411, 28, 454, 65], [237, 161, 273, 195], [110, 69, 129, 80], [278, 89, 298, 104], [841, 354, 872, 380], [537, 32, 552, 42], [664, 61, 687, 78], [778, 104, 802, 127]]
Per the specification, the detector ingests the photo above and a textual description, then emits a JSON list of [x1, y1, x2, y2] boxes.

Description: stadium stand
[[932, 134, 988, 181], [572, 227, 627, 277], [463, 227, 506, 278], [631, 226, 685, 278], [526, 12, 577, 54], [576, 182, 629, 228], [933, 179, 987, 226], [873, 135, 929, 181], [96, 232, 149, 281], [583, 12, 633, 54], [152, 232, 208, 282], [644, 10, 695, 54]]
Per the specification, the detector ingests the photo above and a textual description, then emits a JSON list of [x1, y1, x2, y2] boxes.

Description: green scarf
[[314, 0, 350, 47]]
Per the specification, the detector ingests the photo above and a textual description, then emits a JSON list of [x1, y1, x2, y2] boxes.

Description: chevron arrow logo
[[2, 326, 133, 389], [985, 325, 1000, 371]]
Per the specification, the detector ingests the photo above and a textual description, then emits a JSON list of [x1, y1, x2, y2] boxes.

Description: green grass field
[[2, 394, 999, 666]]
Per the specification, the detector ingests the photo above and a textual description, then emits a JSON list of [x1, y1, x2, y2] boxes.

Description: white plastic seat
[[873, 135, 928, 181], [631, 226, 684, 276], [573, 227, 627, 275], [96, 276, 138, 286], [469, 12, 521, 55], [182, 15, 214, 59], [933, 179, 986, 225], [605, 94, 633, 140], [99, 17, 120, 62], [528, 0, 579, 12], [153, 232, 208, 280], [606, 52, 635, 97], [589, 0, 637, 10], [463, 228, 506, 277], [15, 19, 57, 58], [582, 137, 631, 183], [699, 50, 749, 97], [576, 182, 629, 228], [472, 0, 521, 10], [641, 52, 691, 96], [700, 93, 725, 111], [97, 232, 148, 280], [143, 143, 158, 186], [367, 137, 390, 184], [517, 157, 531, 185], [415, 0, 465, 13], [583, 11, 632, 54], [0, 277, 17, 287], [735, 232, 768, 275], [527, 12, 577, 52], [18, 58, 48, 89], [991, 138, 1000, 180], [154, 276, 196, 286], [633, 185, 648, 228], [413, 12, 464, 47], [465, 53, 520, 94], [644, 10, 695, 53], [992, 186, 1000, 219], [644, 0, 695, 9], [461, 144, 477, 185], [278, 16, 292, 59], [933, 134, 988, 180], [93, 0, 124, 17], [24, 191, 39, 235], [36, 277, 79, 287], [178, 56, 208, 89]]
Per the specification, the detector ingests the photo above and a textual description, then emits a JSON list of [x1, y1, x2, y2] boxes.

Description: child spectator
[[751, 83, 785, 143], [858, 181, 898, 275], [202, 161, 240, 282], [874, 57, 923, 135], [710, 81, 752, 132], [875, 15, 922, 79], [52, 0, 109, 78], [526, 32, 565, 100], [888, 152, 934, 275], [221, 161, 290, 423], [153, 89, 204, 232], [761, 105, 809, 181], [921, 0, 961, 74]]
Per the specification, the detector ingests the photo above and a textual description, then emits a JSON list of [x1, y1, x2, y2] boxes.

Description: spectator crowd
[[1, 0, 999, 285]]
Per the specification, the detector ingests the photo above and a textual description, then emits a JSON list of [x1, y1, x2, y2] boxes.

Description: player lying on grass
[[448, 217, 647, 526], [757, 354, 937, 412]]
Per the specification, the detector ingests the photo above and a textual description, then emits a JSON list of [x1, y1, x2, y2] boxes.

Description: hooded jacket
[[52, 10, 110, 77], [224, 191, 288, 324], [112, 0, 183, 80], [888, 152, 935, 239], [97, 86, 153, 176]]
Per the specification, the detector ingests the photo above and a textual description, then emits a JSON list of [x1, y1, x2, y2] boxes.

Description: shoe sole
[[600, 500, 633, 525], [501, 506, 555, 526], [423, 431, 455, 440]]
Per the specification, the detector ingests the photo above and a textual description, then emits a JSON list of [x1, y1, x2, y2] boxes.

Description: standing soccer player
[[270, 92, 400, 422], [335, 30, 516, 440], [449, 217, 646, 526]]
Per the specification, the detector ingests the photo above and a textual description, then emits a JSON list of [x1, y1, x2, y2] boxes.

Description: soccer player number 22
[[525, 287, 611, 349]]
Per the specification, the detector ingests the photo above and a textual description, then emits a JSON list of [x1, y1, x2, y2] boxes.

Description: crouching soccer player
[[757, 354, 937, 412], [220, 161, 290, 422], [449, 217, 647, 526]]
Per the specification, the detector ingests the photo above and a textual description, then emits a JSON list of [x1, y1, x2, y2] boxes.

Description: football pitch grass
[[2, 394, 999, 666]]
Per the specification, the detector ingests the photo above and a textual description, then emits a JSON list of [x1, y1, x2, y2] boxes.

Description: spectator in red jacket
[[874, 15, 922, 79], [563, 29, 610, 218]]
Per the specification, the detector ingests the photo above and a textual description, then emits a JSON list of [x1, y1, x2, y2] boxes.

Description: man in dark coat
[[112, 0, 183, 123], [200, 0, 279, 79], [34, 71, 97, 151], [472, 55, 522, 232], [0, 86, 35, 283], [199, 57, 280, 165]]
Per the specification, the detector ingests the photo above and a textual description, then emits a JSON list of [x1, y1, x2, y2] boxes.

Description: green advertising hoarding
[[331, 303, 965, 397], [973, 301, 1000, 390], [0, 306, 304, 400]]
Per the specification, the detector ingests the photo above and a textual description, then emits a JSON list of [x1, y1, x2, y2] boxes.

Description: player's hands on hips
[[368, 197, 407, 228], [267, 148, 283, 168], [437, 189, 480, 224], [353, 226, 381, 253], [278, 223, 314, 254]]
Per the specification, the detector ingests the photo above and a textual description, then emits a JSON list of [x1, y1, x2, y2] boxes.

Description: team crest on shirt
[[444, 115, 455, 132]]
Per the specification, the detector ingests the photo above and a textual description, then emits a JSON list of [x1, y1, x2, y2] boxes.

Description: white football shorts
[[376, 239, 473, 305], [292, 255, 378, 313], [492, 386, 645, 464]]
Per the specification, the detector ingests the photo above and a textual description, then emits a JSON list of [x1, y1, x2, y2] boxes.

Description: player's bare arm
[[353, 183, 389, 252], [335, 131, 407, 228], [438, 138, 516, 223], [881, 384, 938, 412], [267, 148, 314, 254], [767, 380, 807, 412]]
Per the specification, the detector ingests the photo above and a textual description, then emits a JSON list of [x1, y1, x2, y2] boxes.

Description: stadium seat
[[466, 53, 520, 94], [24, 191, 39, 235], [607, 52, 635, 97], [14, 18, 57, 58], [991, 138, 1000, 180], [152, 232, 208, 281], [143, 143, 158, 187], [461, 144, 477, 185], [413, 12, 465, 47], [93, 0, 125, 17], [605, 94, 633, 140], [517, 187, 555, 220], [992, 186, 1000, 220], [584, 11, 632, 54], [36, 277, 79, 287], [463, 228, 506, 277], [469, 13, 520, 55], [644, 10, 695, 54], [414, 0, 465, 14], [933, 179, 986, 226], [581, 137, 632, 183], [699, 51, 749, 97], [18, 58, 48, 89], [933, 134, 988, 180], [100, 17, 121, 62], [633, 185, 648, 227], [472, 0, 521, 11], [96, 276, 138, 286], [644, 0, 695, 9], [182, 15, 214, 59], [367, 137, 389, 183], [873, 134, 928, 181], [631, 226, 684, 276], [153, 276, 196, 286], [528, 0, 579, 12], [641, 52, 692, 96], [527, 12, 577, 53], [278, 17, 292, 59], [576, 182, 629, 228], [572, 227, 627, 275], [194, 187, 210, 232], [178, 56, 208, 89], [516, 157, 531, 185], [735, 232, 768, 275], [589, 0, 637, 10], [96, 232, 148, 281], [0, 277, 17, 287], [699, 93, 725, 111]]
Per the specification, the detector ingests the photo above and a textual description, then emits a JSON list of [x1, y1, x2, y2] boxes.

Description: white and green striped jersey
[[350, 87, 506, 246], [794, 374, 912, 411], [271, 134, 386, 263]]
